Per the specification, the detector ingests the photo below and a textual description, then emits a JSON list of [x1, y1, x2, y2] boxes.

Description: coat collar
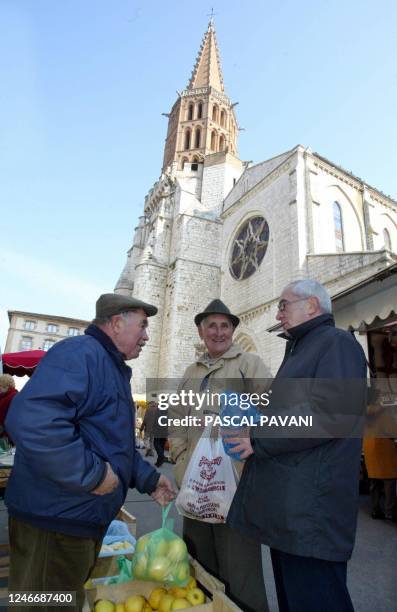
[[85, 324, 131, 376], [278, 313, 335, 342]]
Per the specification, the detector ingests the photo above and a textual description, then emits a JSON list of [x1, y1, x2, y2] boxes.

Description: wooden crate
[[85, 557, 241, 611], [89, 507, 137, 579], [0, 468, 11, 488], [116, 507, 136, 538]]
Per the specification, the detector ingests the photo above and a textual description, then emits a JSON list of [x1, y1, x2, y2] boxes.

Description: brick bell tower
[[116, 20, 244, 390], [162, 18, 239, 173]]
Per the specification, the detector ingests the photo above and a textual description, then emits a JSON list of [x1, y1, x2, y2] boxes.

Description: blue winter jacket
[[5, 325, 159, 539]]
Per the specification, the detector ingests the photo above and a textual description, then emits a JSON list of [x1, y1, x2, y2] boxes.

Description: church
[[115, 20, 397, 393]]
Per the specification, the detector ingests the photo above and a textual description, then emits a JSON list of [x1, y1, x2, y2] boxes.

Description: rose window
[[229, 216, 269, 280]]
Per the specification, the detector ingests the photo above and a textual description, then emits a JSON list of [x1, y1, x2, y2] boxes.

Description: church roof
[[187, 19, 224, 92], [313, 151, 397, 204]]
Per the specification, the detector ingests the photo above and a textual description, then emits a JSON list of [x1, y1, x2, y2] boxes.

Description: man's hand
[[224, 435, 254, 459], [151, 474, 176, 506], [92, 462, 120, 495]]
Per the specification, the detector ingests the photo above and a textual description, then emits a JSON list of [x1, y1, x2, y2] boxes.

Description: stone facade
[[116, 21, 397, 392], [5, 311, 89, 353]]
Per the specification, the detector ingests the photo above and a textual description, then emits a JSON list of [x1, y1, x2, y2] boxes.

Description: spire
[[161, 19, 240, 173], [187, 20, 224, 92]]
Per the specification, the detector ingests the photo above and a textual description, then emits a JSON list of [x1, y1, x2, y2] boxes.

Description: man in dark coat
[[227, 280, 367, 612], [5, 293, 175, 609]]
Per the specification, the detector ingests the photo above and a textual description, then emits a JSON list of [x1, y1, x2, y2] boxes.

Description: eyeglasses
[[277, 298, 308, 312]]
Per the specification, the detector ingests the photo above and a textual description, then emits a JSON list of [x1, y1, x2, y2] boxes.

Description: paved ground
[[0, 453, 396, 611]]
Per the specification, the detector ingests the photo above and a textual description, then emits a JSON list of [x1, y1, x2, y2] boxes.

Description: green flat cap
[[96, 293, 158, 319], [194, 299, 240, 327]]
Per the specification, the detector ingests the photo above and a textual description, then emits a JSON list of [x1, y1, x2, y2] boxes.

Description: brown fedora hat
[[194, 299, 240, 328]]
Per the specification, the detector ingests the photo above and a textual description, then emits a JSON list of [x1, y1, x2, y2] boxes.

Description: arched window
[[220, 109, 226, 127], [184, 129, 191, 150], [212, 104, 218, 122], [194, 127, 201, 149], [333, 201, 344, 252], [187, 103, 194, 120], [197, 102, 203, 119], [210, 130, 217, 151], [219, 134, 225, 151], [191, 156, 199, 171], [383, 228, 392, 250]]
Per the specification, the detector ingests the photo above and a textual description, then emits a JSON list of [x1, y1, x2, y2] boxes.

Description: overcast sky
[[1, 0, 396, 348]]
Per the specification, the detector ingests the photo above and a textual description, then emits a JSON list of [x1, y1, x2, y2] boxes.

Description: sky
[[1, 0, 396, 349]]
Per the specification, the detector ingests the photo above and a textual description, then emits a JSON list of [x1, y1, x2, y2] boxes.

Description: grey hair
[[92, 310, 139, 326], [286, 279, 332, 314]]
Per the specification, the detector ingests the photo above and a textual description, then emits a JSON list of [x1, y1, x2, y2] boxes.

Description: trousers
[[8, 516, 101, 612], [270, 548, 354, 612], [183, 516, 269, 612]]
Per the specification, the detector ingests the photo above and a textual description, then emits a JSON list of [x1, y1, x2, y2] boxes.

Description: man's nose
[[143, 329, 149, 341], [276, 310, 282, 321]]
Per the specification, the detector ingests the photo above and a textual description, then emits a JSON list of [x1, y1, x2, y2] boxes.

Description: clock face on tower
[[229, 215, 270, 280]]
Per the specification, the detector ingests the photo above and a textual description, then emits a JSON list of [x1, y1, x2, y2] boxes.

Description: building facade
[[5, 311, 89, 353], [116, 20, 397, 392]]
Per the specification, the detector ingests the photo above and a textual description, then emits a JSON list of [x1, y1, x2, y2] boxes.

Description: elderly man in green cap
[[169, 299, 271, 612], [5, 293, 175, 608]]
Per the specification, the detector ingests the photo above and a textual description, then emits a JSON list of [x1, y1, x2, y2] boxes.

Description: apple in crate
[[94, 600, 114, 612], [148, 587, 167, 609], [171, 599, 190, 610], [158, 594, 175, 612], [125, 595, 146, 612], [186, 588, 205, 606]]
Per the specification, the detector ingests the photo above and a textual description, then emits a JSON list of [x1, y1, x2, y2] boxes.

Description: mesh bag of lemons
[[131, 503, 189, 586]]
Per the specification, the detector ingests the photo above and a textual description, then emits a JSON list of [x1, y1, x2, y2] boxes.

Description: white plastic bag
[[175, 425, 237, 523]]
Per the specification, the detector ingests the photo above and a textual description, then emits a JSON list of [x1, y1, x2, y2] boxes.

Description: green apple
[[174, 562, 189, 585], [135, 534, 150, 554], [148, 556, 171, 581], [133, 553, 148, 578], [166, 539, 187, 563], [152, 537, 169, 557]]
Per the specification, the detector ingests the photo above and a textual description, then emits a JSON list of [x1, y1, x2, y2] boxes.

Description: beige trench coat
[[169, 343, 272, 487]]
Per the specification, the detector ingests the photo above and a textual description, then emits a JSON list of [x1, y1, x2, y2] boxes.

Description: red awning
[[1, 350, 46, 377]]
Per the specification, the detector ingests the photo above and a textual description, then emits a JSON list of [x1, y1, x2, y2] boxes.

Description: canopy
[[1, 350, 46, 377]]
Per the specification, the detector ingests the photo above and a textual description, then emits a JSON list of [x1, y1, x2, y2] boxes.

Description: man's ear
[[110, 314, 123, 332], [307, 296, 320, 315], [197, 324, 204, 340]]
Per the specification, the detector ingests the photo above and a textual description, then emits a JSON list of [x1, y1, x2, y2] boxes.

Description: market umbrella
[[1, 350, 46, 377]]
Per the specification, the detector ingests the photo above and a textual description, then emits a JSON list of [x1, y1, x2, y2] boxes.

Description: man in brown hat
[[169, 299, 271, 612], [5, 293, 175, 607]]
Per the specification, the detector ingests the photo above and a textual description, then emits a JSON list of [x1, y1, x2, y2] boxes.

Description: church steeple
[[187, 19, 224, 92], [162, 20, 239, 173]]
